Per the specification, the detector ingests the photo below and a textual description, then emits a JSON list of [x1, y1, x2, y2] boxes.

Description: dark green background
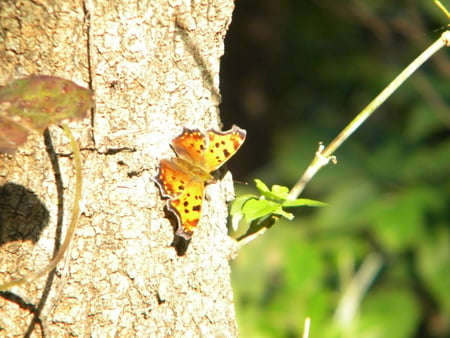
[[221, 1, 449, 337]]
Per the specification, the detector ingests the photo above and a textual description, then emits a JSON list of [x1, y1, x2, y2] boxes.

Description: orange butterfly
[[155, 125, 246, 239]]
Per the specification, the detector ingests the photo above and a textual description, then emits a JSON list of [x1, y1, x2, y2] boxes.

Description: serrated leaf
[[0, 75, 94, 153]]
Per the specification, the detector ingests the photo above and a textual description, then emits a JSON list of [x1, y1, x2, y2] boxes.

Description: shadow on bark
[[0, 129, 66, 336], [0, 183, 49, 246]]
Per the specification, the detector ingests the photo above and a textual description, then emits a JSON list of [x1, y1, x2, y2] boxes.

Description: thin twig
[[434, 0, 450, 19], [302, 317, 311, 338], [238, 31, 450, 246], [333, 253, 383, 327], [288, 31, 449, 200]]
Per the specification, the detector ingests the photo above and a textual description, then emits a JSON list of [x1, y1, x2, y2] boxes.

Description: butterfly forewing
[[171, 129, 209, 169], [205, 125, 246, 172]]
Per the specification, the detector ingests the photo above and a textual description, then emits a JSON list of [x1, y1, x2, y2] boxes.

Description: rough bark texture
[[0, 0, 238, 336]]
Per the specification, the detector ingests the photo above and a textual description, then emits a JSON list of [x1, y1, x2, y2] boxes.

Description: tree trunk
[[0, 0, 238, 336]]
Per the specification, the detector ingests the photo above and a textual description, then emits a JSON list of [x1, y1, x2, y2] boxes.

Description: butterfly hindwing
[[167, 179, 205, 238], [155, 159, 193, 198]]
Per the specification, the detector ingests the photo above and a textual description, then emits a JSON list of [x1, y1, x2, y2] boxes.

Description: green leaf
[[235, 179, 327, 226], [230, 194, 258, 231], [230, 194, 257, 216], [282, 198, 328, 208], [269, 184, 290, 200], [242, 199, 281, 223], [0, 75, 93, 153], [254, 179, 271, 195], [242, 198, 294, 222], [273, 208, 294, 220], [255, 179, 290, 201]]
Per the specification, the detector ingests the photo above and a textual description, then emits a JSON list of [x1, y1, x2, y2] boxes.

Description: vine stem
[[0, 124, 82, 290]]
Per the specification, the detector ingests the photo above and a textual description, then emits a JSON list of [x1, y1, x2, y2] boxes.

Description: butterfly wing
[[155, 158, 207, 239], [171, 128, 208, 167], [155, 158, 193, 198], [204, 125, 246, 172], [155, 125, 246, 240], [167, 179, 205, 239]]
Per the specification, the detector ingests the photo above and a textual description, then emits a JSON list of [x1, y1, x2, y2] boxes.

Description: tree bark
[[0, 0, 238, 336]]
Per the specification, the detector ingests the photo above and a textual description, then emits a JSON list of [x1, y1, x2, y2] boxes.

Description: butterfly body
[[155, 125, 246, 239]]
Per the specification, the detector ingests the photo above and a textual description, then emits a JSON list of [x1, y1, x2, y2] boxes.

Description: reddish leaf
[[0, 75, 94, 153]]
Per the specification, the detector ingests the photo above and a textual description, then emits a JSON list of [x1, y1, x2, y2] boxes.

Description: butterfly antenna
[[233, 179, 248, 186]]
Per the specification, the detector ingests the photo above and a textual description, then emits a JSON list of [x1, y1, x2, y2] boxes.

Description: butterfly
[[154, 125, 246, 239]]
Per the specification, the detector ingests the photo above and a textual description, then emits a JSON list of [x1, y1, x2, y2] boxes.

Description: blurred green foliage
[[223, 1, 449, 337]]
